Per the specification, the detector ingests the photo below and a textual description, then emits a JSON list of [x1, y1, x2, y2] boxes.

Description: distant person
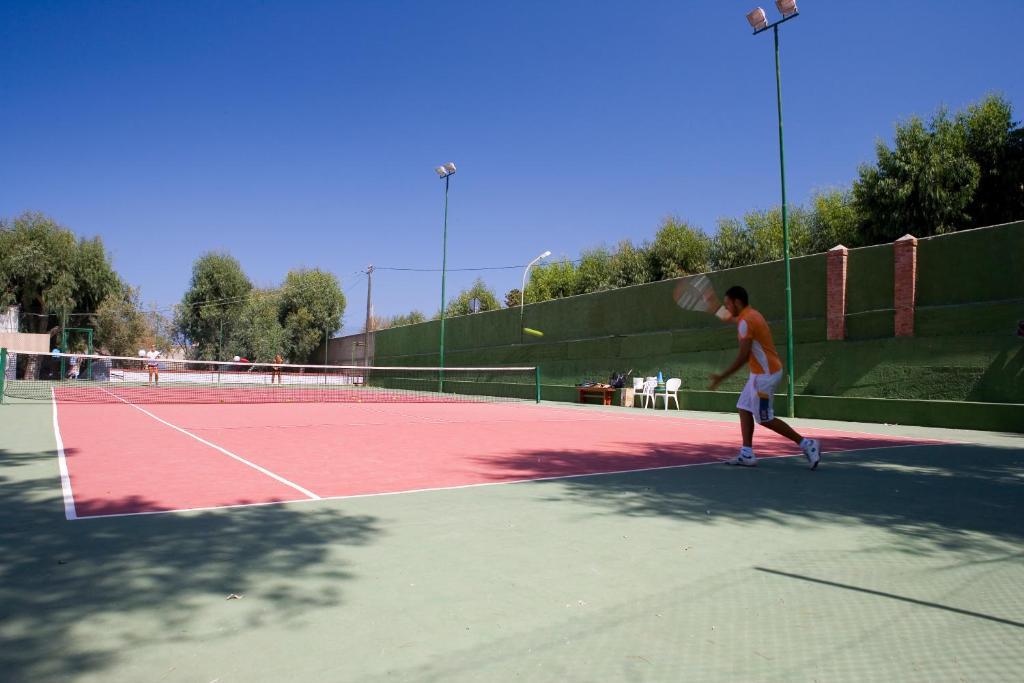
[[93, 347, 112, 381], [272, 353, 284, 384], [67, 353, 80, 380], [708, 285, 821, 469], [146, 345, 161, 385]]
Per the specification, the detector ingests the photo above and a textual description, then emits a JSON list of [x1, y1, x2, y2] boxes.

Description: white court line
[[70, 441, 950, 520], [50, 389, 79, 520], [96, 388, 321, 500]]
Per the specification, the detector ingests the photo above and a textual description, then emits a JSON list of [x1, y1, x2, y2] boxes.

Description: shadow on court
[[0, 447, 382, 683], [479, 442, 1024, 556]]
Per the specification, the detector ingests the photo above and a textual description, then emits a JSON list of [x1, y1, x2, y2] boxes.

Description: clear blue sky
[[2, 1, 1021, 335]]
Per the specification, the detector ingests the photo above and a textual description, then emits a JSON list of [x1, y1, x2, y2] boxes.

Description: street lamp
[[746, 1, 799, 418], [520, 250, 551, 342], [435, 162, 456, 392]]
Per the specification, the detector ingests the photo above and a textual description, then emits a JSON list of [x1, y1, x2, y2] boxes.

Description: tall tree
[[504, 289, 522, 308], [446, 278, 500, 316], [709, 217, 757, 270], [229, 289, 287, 362], [958, 94, 1024, 226], [574, 247, 614, 295], [526, 259, 577, 303], [854, 109, 980, 242], [279, 268, 346, 362], [609, 240, 654, 288], [176, 252, 253, 361], [0, 211, 121, 340], [649, 217, 711, 280], [93, 286, 148, 356], [809, 188, 863, 252], [742, 205, 814, 261]]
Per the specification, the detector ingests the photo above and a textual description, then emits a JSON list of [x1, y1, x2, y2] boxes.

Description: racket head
[[672, 275, 721, 314]]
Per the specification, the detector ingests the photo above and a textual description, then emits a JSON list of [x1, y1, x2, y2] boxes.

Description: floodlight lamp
[[435, 166, 448, 177], [444, 162, 457, 174], [775, 0, 798, 18], [746, 7, 768, 31], [541, 250, 551, 258]]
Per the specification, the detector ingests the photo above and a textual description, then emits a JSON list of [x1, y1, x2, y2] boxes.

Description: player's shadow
[[479, 441, 1024, 556], [0, 447, 382, 683]]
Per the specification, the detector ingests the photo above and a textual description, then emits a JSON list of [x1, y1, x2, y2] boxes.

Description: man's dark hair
[[724, 285, 748, 306]]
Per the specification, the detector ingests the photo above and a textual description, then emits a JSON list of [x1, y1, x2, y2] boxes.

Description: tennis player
[[709, 286, 820, 469], [146, 345, 161, 386], [272, 353, 284, 384]]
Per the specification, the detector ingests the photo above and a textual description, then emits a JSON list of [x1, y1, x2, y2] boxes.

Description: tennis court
[[2, 354, 1023, 682]]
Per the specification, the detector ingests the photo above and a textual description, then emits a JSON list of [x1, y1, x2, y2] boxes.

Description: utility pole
[[364, 265, 374, 366]]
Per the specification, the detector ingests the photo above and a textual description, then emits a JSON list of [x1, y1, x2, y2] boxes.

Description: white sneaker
[[726, 451, 757, 467], [802, 439, 821, 470]]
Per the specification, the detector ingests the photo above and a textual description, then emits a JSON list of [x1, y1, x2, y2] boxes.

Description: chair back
[[665, 378, 682, 392]]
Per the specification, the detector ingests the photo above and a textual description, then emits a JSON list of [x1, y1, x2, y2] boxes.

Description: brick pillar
[[826, 245, 848, 340], [894, 234, 918, 337]]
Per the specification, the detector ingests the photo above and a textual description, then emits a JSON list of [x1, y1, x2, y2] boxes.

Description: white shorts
[[737, 370, 783, 423]]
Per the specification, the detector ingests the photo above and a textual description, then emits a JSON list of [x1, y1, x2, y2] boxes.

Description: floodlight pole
[[438, 171, 451, 393], [753, 11, 799, 418]]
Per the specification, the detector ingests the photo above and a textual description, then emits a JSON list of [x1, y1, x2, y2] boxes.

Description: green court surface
[[1, 399, 1022, 682]]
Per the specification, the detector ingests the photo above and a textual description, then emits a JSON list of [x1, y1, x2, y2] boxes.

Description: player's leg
[[727, 375, 759, 466], [754, 371, 819, 469]]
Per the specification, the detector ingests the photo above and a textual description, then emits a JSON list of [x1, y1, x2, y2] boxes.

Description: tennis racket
[[673, 275, 731, 321]]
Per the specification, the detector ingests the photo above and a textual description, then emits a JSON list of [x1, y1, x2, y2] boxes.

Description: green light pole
[[748, 2, 800, 417], [434, 162, 457, 393]]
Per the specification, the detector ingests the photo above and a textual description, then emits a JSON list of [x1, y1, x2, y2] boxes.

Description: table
[[577, 386, 616, 406]]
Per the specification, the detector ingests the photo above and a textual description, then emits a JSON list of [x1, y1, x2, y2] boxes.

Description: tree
[[176, 252, 253, 361], [446, 278, 500, 316], [609, 240, 654, 288], [526, 259, 577, 303], [742, 205, 814, 261], [279, 268, 346, 362], [143, 305, 182, 352], [809, 188, 863, 252], [709, 217, 756, 270], [94, 286, 148, 356], [388, 311, 426, 327], [229, 289, 287, 362], [959, 94, 1024, 226], [504, 289, 522, 308], [574, 247, 614, 295], [854, 109, 980, 242], [0, 212, 122, 377], [649, 217, 711, 280]]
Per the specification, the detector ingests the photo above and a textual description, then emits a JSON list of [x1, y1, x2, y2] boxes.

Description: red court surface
[[52, 399, 942, 519]]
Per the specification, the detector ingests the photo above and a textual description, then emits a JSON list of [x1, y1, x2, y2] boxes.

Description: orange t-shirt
[[736, 307, 783, 375]]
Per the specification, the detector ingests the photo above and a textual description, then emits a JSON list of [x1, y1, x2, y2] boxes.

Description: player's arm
[[709, 337, 752, 390]]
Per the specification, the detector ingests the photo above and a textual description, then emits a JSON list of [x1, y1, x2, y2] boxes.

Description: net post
[[534, 365, 541, 403], [0, 348, 7, 404]]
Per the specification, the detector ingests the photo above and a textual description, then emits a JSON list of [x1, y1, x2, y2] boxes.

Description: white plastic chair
[[632, 377, 644, 391], [654, 377, 682, 410], [640, 379, 658, 408]]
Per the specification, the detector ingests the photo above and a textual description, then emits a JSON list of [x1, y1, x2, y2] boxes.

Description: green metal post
[[438, 173, 450, 393], [0, 348, 7, 404], [774, 24, 796, 418], [535, 365, 541, 403]]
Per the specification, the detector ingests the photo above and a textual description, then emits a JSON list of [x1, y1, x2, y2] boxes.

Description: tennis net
[[0, 349, 539, 405]]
